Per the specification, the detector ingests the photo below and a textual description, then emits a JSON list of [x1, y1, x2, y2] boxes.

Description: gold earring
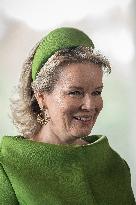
[[37, 106, 50, 125]]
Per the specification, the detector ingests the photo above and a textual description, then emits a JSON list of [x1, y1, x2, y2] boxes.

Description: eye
[[69, 91, 83, 96], [92, 91, 102, 96]]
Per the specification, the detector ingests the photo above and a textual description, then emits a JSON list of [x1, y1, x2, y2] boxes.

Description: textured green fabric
[[0, 135, 135, 205], [0, 164, 19, 205], [32, 27, 94, 80]]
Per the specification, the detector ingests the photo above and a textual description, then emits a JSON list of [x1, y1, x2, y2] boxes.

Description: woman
[[0, 27, 135, 205]]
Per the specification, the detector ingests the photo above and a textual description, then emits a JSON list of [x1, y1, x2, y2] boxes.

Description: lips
[[73, 116, 93, 122]]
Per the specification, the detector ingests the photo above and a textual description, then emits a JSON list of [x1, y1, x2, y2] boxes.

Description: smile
[[73, 116, 93, 122]]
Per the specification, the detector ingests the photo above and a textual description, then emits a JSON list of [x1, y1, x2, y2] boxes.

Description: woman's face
[[42, 63, 103, 143]]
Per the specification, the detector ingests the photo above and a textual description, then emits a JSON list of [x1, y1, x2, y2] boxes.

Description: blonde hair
[[10, 45, 111, 138]]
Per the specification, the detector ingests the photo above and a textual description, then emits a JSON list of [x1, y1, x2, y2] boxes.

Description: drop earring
[[37, 105, 50, 125]]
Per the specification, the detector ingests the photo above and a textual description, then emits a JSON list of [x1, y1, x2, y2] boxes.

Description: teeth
[[74, 116, 92, 121]]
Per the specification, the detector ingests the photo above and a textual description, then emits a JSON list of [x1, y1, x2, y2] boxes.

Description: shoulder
[[0, 136, 19, 204], [0, 164, 19, 204]]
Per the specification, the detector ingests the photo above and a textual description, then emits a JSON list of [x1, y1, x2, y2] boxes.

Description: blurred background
[[0, 0, 136, 198]]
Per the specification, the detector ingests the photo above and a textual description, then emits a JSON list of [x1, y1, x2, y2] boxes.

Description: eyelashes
[[69, 90, 102, 97], [69, 91, 83, 96], [92, 91, 102, 96]]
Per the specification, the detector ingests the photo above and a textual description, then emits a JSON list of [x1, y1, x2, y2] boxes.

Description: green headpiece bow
[[32, 27, 94, 81]]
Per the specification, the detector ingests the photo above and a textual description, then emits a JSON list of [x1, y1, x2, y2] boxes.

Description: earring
[[37, 105, 50, 125]]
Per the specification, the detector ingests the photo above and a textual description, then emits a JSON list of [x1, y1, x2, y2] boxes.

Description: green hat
[[32, 27, 95, 81]]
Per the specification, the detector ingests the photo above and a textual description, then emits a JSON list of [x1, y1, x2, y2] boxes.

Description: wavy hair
[[10, 45, 111, 138]]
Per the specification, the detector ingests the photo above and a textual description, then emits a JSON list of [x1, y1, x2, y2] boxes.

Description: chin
[[72, 129, 92, 138], [70, 123, 94, 138]]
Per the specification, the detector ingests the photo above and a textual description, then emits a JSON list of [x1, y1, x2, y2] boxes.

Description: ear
[[35, 92, 47, 109]]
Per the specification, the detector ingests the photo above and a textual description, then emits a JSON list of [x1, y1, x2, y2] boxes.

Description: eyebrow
[[69, 86, 84, 90], [95, 85, 104, 89], [69, 85, 104, 90]]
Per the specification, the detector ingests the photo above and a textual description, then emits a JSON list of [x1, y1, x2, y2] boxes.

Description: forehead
[[57, 63, 103, 88]]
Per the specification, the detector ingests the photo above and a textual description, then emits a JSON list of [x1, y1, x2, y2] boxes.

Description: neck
[[32, 124, 88, 145]]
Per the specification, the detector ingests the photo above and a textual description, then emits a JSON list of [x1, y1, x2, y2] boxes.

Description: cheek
[[93, 98, 103, 123], [47, 102, 61, 119], [49, 102, 72, 121], [96, 97, 103, 111]]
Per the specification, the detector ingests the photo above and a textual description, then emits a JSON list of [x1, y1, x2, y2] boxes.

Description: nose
[[81, 94, 96, 111]]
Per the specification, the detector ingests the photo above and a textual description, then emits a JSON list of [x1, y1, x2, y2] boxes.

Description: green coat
[[0, 135, 135, 205]]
